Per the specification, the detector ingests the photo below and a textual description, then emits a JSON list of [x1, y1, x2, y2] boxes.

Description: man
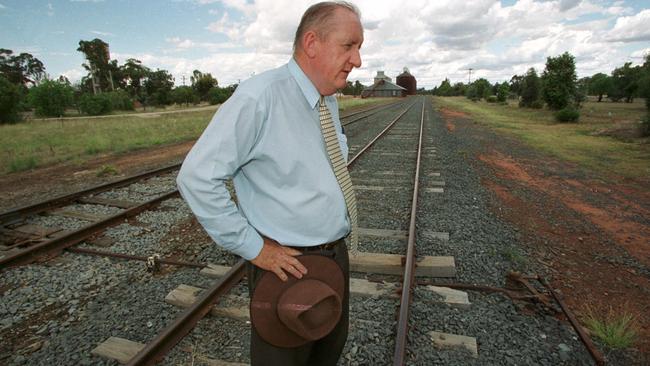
[[176, 1, 363, 365]]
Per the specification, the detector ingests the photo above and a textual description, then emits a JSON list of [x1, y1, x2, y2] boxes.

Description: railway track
[[0, 97, 602, 365]]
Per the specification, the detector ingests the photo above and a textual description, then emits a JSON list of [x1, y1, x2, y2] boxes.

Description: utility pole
[[181, 75, 186, 86], [468, 68, 473, 84]]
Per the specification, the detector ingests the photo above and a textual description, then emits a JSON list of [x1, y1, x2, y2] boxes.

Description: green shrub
[[0, 75, 22, 123], [28, 79, 74, 117], [105, 90, 134, 111], [486, 95, 498, 103], [79, 93, 112, 115], [555, 107, 580, 122], [530, 100, 544, 109], [208, 87, 232, 105], [640, 115, 650, 137]]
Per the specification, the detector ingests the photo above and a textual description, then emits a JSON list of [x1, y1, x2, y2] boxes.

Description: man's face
[[312, 9, 363, 95]]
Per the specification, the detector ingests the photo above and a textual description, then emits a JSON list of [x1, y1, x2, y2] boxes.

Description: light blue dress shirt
[[177, 58, 350, 260]]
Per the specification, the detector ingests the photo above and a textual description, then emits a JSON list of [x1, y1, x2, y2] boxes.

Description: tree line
[[0, 38, 237, 123], [421, 52, 650, 127]]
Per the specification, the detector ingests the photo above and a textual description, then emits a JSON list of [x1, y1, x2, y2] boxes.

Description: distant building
[[362, 70, 407, 98], [396, 67, 417, 95]]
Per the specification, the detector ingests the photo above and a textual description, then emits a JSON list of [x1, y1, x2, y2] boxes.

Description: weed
[[96, 164, 119, 177], [583, 305, 638, 349], [9, 156, 38, 172], [500, 246, 527, 268]]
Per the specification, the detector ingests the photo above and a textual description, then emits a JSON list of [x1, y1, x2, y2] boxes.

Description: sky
[[1, 0, 649, 89]]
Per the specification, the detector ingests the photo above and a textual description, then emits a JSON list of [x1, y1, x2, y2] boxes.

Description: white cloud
[[60, 68, 86, 84], [101, 0, 650, 88], [605, 9, 650, 42], [47, 2, 54, 16], [91, 30, 115, 37], [0, 4, 6, 10]]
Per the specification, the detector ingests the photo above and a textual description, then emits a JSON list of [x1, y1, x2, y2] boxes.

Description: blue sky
[[1, 0, 649, 88]]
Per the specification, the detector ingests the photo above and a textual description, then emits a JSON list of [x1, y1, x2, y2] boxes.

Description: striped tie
[[319, 96, 359, 254]]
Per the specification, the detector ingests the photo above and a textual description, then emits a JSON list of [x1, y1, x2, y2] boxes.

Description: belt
[[292, 238, 343, 252], [261, 235, 344, 252]]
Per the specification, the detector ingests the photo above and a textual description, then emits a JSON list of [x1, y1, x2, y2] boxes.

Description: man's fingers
[[273, 266, 288, 282], [287, 256, 308, 275], [282, 262, 304, 279], [283, 246, 303, 256]]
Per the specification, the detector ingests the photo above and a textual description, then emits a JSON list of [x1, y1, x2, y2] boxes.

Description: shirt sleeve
[[176, 92, 265, 260]]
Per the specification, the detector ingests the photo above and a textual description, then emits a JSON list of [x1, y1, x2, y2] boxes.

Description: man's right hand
[[251, 237, 308, 282]]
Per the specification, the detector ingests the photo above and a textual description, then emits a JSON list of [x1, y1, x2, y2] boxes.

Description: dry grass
[[1, 97, 392, 174], [433, 96, 649, 180]]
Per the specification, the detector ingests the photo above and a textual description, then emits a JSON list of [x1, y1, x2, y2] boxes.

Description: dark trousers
[[247, 239, 350, 366]]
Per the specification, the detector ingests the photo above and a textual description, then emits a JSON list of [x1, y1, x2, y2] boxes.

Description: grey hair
[[293, 1, 361, 54]]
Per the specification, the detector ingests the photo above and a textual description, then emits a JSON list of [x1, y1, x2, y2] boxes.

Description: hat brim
[[250, 254, 345, 348]]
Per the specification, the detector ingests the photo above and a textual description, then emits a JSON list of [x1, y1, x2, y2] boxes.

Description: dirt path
[[439, 107, 650, 360]]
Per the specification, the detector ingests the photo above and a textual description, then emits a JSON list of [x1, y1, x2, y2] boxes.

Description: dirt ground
[[440, 107, 650, 361]]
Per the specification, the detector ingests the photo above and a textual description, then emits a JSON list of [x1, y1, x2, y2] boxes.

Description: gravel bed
[[24, 214, 89, 231], [0, 98, 600, 365]]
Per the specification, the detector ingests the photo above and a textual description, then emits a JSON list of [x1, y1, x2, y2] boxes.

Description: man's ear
[[303, 30, 319, 58]]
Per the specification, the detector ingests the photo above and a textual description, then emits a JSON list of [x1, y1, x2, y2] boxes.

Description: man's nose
[[350, 48, 362, 68]]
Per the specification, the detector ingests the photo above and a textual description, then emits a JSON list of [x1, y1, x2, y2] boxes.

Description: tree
[[120, 58, 150, 104], [452, 82, 466, 96], [341, 81, 355, 95], [519, 68, 541, 108], [472, 78, 492, 100], [0, 75, 22, 123], [497, 83, 509, 103], [191, 70, 217, 101], [509, 74, 523, 97], [172, 86, 198, 106], [0, 49, 46, 86], [610, 62, 641, 103], [542, 52, 577, 110], [144, 69, 174, 106], [353, 80, 364, 96], [28, 79, 74, 117], [77, 38, 120, 93], [588, 73, 612, 102], [436, 78, 453, 96]]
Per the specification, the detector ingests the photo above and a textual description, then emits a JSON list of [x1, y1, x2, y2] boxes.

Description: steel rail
[[393, 97, 426, 365], [126, 260, 246, 366], [0, 190, 179, 268], [341, 100, 405, 126], [339, 99, 402, 120], [347, 99, 418, 167], [0, 163, 181, 225]]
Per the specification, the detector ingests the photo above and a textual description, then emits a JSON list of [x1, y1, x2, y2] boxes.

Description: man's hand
[[251, 237, 308, 282]]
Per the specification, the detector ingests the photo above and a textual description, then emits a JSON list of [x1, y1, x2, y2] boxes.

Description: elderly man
[[176, 1, 363, 365]]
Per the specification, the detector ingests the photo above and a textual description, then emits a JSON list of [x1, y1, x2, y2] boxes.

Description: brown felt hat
[[250, 254, 345, 348]]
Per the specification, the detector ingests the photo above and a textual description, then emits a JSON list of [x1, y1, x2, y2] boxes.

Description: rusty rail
[[126, 260, 246, 366], [393, 97, 425, 365], [0, 190, 179, 268], [66, 247, 207, 269], [0, 163, 181, 225], [538, 277, 606, 366]]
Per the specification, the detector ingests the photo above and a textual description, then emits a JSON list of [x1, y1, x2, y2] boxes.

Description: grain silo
[[396, 67, 416, 95]]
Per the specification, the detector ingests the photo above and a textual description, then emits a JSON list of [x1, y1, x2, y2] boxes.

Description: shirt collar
[[288, 58, 321, 110]]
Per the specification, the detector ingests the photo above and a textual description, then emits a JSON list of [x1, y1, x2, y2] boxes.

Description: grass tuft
[[9, 156, 38, 173], [583, 305, 638, 349], [96, 164, 119, 177]]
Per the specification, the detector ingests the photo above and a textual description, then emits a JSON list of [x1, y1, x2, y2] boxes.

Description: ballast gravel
[[0, 98, 599, 365]]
